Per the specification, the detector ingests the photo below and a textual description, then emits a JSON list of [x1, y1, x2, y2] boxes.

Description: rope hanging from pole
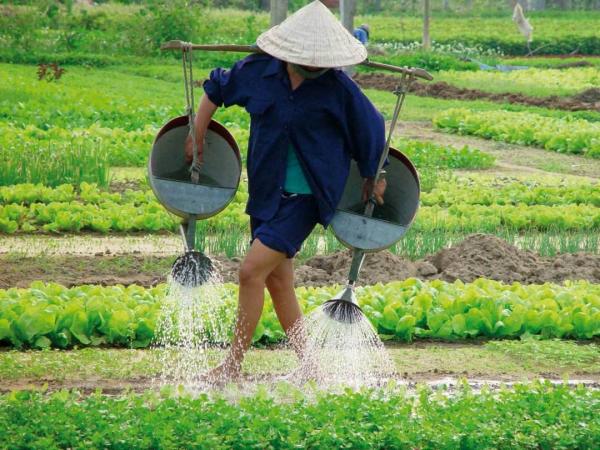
[[182, 42, 201, 184]]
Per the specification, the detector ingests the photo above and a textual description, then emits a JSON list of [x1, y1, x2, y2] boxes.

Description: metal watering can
[[323, 80, 421, 324], [148, 115, 242, 286], [148, 44, 243, 287]]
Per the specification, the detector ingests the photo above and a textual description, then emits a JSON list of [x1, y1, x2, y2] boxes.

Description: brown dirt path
[[398, 121, 600, 180], [355, 73, 600, 112]]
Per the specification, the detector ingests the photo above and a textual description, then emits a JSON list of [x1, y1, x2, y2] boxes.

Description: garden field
[[1, 1, 600, 448]]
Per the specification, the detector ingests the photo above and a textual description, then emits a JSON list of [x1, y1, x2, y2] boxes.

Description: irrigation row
[[2, 377, 598, 397]]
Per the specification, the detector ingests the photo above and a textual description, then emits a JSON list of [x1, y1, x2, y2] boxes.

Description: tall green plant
[[0, 141, 110, 187]]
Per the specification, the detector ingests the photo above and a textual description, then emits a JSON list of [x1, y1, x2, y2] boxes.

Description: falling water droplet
[[287, 304, 393, 389], [152, 263, 234, 391]]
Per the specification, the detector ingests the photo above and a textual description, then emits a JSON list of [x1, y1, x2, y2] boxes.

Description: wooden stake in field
[[270, 0, 288, 27], [423, 0, 431, 50]]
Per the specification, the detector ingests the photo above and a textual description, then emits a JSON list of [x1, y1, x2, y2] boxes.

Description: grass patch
[[0, 140, 110, 187], [486, 338, 600, 370], [0, 340, 597, 382]]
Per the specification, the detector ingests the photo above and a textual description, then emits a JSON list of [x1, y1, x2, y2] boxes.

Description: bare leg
[[206, 239, 286, 382], [266, 259, 301, 334], [266, 259, 305, 356]]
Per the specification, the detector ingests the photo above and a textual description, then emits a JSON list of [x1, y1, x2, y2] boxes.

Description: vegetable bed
[[1, 279, 598, 349], [0, 382, 598, 449]]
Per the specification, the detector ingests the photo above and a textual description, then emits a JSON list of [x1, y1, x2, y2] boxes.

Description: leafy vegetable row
[[1, 199, 598, 234], [1, 279, 597, 350], [5, 177, 599, 211], [1, 200, 598, 234], [436, 67, 600, 98], [0, 183, 155, 206], [434, 108, 600, 158], [6, 178, 599, 209], [2, 123, 491, 173], [393, 140, 495, 170], [2, 382, 598, 449], [422, 180, 600, 207]]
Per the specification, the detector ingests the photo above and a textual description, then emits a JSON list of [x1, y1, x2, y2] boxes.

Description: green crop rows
[[1, 279, 598, 350], [2, 179, 598, 234], [434, 108, 600, 158], [2, 4, 599, 62], [422, 179, 600, 207], [436, 67, 600, 97], [1, 3, 599, 446], [1, 382, 598, 449]]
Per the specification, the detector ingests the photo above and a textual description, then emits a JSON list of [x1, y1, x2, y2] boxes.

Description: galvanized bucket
[[330, 147, 420, 252], [148, 115, 242, 220]]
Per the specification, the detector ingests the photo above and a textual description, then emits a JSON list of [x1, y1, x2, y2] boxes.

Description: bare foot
[[201, 359, 242, 386]]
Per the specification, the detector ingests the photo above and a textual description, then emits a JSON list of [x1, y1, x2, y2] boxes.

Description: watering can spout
[[322, 283, 363, 324], [148, 117, 242, 288]]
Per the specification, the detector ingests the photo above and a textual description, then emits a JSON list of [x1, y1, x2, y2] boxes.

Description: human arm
[[344, 85, 387, 205], [185, 56, 256, 163], [184, 94, 218, 164], [361, 176, 387, 205]]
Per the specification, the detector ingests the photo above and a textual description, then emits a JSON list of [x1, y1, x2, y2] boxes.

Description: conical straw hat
[[256, 0, 367, 68]]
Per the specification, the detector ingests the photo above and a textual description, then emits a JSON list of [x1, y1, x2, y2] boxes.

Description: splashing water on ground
[[288, 305, 393, 389], [152, 265, 233, 389]]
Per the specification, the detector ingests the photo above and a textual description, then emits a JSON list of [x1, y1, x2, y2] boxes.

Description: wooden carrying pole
[[161, 40, 433, 81]]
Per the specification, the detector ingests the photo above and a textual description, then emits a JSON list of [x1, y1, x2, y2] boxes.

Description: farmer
[[353, 23, 370, 46], [185, 0, 386, 381]]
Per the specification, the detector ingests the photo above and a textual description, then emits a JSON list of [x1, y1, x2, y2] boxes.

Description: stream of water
[[153, 261, 391, 391], [289, 305, 392, 389], [153, 270, 232, 388]]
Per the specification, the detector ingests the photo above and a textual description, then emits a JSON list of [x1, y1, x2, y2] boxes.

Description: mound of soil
[[353, 73, 600, 113], [297, 234, 600, 286], [294, 250, 434, 286], [571, 88, 600, 104], [425, 234, 600, 284], [555, 61, 593, 69], [1, 235, 597, 288]]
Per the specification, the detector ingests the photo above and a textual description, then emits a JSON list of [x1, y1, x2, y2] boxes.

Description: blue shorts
[[250, 192, 319, 258]]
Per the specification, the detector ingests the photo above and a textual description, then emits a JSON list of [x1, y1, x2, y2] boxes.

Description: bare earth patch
[[2, 234, 598, 288], [298, 234, 600, 285]]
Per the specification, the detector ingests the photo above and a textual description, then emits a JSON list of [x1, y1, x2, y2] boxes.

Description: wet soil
[[354, 73, 600, 112], [2, 234, 598, 288], [1, 375, 597, 395], [0, 255, 173, 288], [109, 179, 144, 194]]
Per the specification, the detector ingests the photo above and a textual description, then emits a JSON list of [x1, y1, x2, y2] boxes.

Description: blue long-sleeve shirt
[[353, 28, 368, 45], [203, 54, 385, 226]]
